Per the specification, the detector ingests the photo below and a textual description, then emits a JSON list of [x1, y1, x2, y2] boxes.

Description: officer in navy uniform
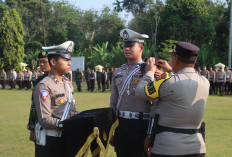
[[33, 41, 78, 157], [136, 42, 209, 157], [110, 28, 151, 157]]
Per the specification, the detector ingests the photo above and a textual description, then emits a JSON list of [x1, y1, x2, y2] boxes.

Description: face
[[52, 57, 71, 75], [209, 67, 213, 71], [203, 67, 206, 70], [123, 43, 144, 62], [39, 58, 51, 73]]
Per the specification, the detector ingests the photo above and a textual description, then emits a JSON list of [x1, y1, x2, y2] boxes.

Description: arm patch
[[145, 72, 171, 99]]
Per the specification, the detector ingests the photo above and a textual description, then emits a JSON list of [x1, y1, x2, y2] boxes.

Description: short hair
[[174, 53, 197, 64], [48, 54, 61, 67]]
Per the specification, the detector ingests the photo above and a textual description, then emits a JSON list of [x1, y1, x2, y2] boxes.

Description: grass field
[[0, 87, 232, 157]]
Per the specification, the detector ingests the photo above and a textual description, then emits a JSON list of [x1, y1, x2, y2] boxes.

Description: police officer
[[200, 65, 210, 80], [209, 66, 216, 95], [106, 68, 110, 89], [85, 69, 91, 91], [110, 28, 151, 157], [109, 67, 114, 88], [216, 67, 226, 96], [89, 69, 96, 92], [0, 68, 7, 89], [196, 66, 201, 75], [27, 50, 51, 156], [24, 69, 32, 89], [214, 66, 218, 94], [9, 70, 15, 89], [32, 69, 38, 83], [101, 69, 107, 92], [17, 70, 24, 89], [96, 69, 101, 90], [75, 68, 83, 92], [136, 41, 209, 157], [225, 66, 231, 95], [33, 41, 78, 157]]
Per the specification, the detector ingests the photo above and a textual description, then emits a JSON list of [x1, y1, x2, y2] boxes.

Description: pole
[[229, 0, 232, 68], [40, 0, 46, 46]]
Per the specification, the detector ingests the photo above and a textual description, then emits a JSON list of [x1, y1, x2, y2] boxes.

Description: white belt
[[117, 110, 150, 120], [44, 129, 62, 137]]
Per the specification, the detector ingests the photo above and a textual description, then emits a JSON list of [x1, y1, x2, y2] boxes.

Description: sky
[[65, 0, 133, 24]]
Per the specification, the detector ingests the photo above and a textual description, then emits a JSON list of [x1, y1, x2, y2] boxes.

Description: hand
[[154, 69, 164, 80], [144, 135, 151, 152], [145, 57, 157, 73], [109, 136, 115, 147], [29, 131, 35, 142], [155, 60, 172, 73]]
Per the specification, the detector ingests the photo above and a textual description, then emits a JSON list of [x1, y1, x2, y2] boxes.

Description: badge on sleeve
[[40, 89, 49, 102]]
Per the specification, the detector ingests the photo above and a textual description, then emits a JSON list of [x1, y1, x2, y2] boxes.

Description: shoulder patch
[[40, 89, 50, 102], [145, 72, 171, 99]]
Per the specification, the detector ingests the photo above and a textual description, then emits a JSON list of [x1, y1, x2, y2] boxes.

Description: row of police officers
[[196, 65, 232, 96], [26, 29, 209, 157]]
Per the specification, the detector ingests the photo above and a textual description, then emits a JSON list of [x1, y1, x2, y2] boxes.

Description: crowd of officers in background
[[74, 67, 116, 92], [196, 66, 232, 96], [0, 68, 44, 90], [1, 66, 232, 96]]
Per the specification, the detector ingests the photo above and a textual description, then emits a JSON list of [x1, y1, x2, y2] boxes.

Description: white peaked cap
[[120, 28, 149, 42]]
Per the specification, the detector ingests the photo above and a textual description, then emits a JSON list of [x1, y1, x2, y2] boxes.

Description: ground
[[0, 88, 231, 157]]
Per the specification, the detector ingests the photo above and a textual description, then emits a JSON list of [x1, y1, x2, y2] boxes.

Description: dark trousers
[[214, 82, 218, 94], [101, 79, 106, 92], [17, 80, 23, 89], [10, 80, 15, 89], [209, 81, 214, 95], [217, 82, 225, 96], [106, 80, 109, 89], [97, 79, 101, 90], [90, 79, 95, 92], [114, 117, 149, 157], [1, 80, 5, 89], [225, 82, 230, 95], [25, 81, 31, 89], [76, 81, 82, 92], [35, 136, 65, 157], [86, 80, 90, 91], [151, 153, 205, 157]]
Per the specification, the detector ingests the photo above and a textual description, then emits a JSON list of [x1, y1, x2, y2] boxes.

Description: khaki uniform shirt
[[110, 60, 153, 113], [17, 72, 24, 81], [24, 73, 32, 81], [0, 72, 6, 80], [33, 73, 77, 130], [216, 71, 226, 83], [32, 72, 38, 81], [200, 70, 209, 80], [225, 70, 231, 82], [136, 67, 209, 155], [209, 70, 215, 82]]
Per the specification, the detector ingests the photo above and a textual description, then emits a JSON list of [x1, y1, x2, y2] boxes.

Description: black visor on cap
[[58, 53, 71, 60], [123, 41, 137, 47]]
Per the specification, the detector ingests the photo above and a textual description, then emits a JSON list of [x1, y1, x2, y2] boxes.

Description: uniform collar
[[177, 67, 196, 74], [48, 72, 64, 84]]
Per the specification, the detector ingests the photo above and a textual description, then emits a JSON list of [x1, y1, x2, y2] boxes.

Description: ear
[[140, 44, 144, 52], [50, 58, 56, 66]]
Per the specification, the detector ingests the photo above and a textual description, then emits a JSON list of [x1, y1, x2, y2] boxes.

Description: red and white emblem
[[40, 89, 49, 102]]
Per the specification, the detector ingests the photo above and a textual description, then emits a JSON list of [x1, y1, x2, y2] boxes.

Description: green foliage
[[24, 41, 42, 55], [0, 3, 25, 70], [157, 40, 178, 61]]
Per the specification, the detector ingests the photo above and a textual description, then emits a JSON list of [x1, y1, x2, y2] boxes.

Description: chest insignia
[[59, 99, 65, 104]]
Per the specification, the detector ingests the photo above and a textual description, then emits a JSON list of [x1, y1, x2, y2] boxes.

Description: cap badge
[[42, 51, 46, 56], [123, 30, 129, 40]]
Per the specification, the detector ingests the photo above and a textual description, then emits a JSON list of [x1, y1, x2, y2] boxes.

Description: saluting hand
[[145, 57, 157, 73], [155, 60, 172, 73]]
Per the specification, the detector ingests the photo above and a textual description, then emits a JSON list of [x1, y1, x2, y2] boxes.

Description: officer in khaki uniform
[[0, 68, 7, 89], [33, 41, 78, 157], [24, 69, 32, 89], [17, 70, 24, 89], [225, 66, 231, 95], [209, 66, 215, 95], [32, 69, 38, 82], [215, 67, 226, 96], [200, 66, 209, 80], [136, 42, 209, 157], [110, 28, 151, 157]]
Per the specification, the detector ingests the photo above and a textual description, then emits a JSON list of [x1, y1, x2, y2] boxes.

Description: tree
[[157, 0, 215, 46], [0, 3, 25, 70]]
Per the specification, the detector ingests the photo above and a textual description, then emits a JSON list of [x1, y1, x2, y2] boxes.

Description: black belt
[[156, 124, 201, 135]]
